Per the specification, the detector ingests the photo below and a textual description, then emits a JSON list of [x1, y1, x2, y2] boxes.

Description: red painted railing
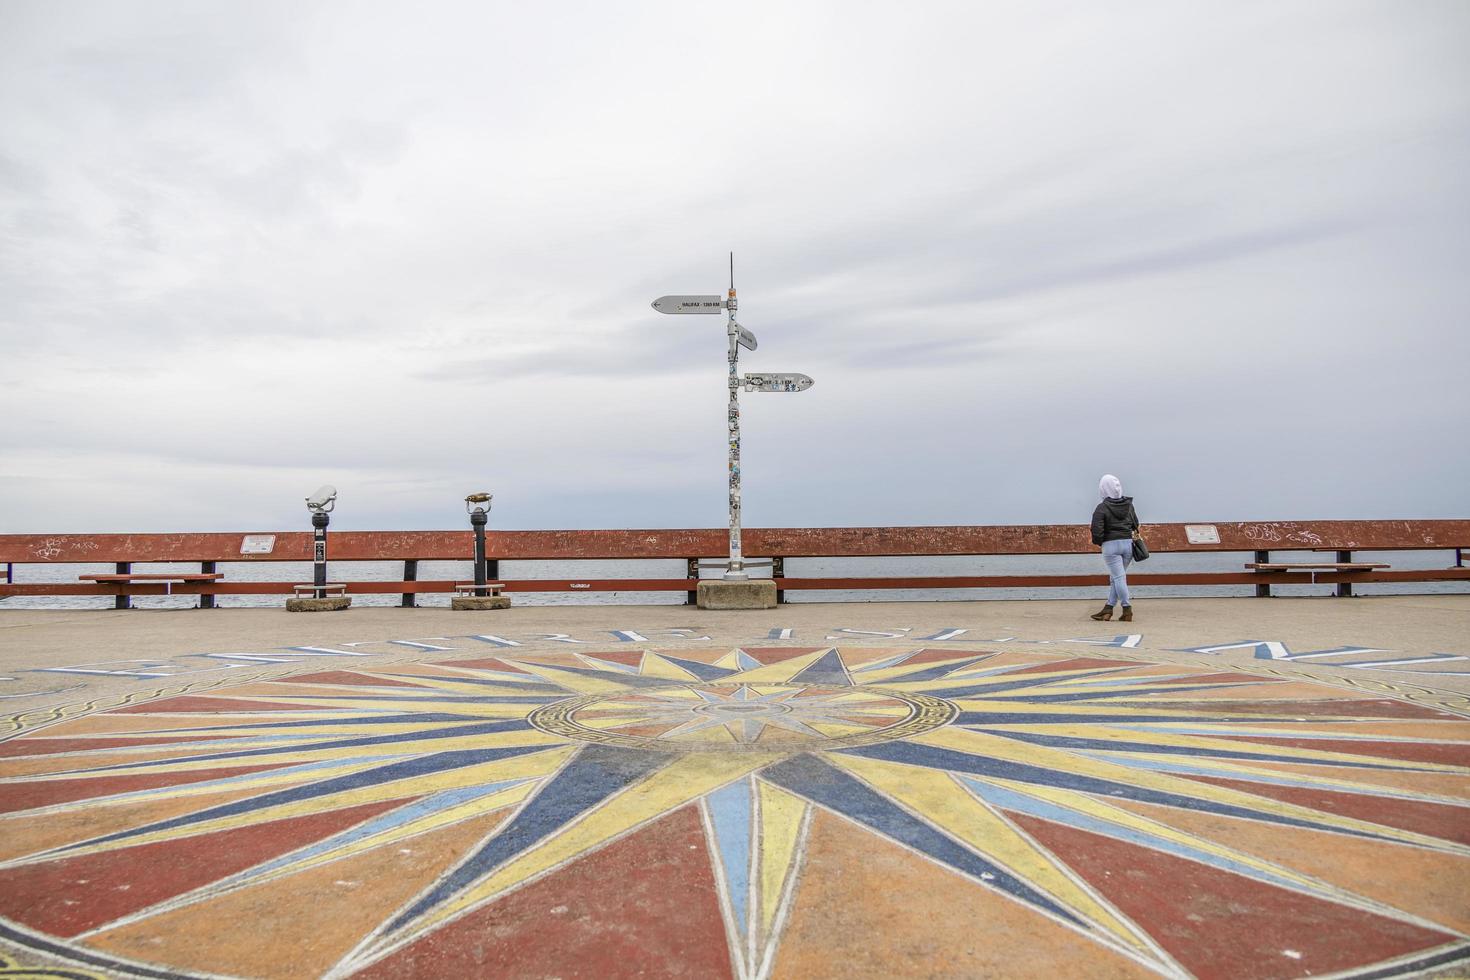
[[1, 521, 1467, 604]]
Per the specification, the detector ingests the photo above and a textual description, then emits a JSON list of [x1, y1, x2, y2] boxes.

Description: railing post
[[1336, 549, 1353, 597], [1254, 550, 1270, 598], [115, 561, 131, 610], [200, 561, 216, 609], [401, 560, 418, 607], [773, 556, 786, 604], [686, 558, 699, 605]]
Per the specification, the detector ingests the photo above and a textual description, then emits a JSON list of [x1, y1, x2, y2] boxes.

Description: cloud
[[1, 0, 1468, 534]]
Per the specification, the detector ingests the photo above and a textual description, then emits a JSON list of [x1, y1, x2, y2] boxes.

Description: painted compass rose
[[0, 645, 1467, 979]]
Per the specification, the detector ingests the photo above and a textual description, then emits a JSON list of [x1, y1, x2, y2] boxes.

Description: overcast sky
[[2, 0, 1466, 534]]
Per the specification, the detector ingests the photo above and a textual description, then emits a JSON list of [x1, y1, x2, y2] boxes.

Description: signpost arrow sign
[[652, 295, 726, 314], [743, 372, 814, 393], [733, 322, 758, 351]]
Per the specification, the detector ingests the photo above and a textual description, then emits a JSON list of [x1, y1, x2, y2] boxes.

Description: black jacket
[[1091, 496, 1139, 545]]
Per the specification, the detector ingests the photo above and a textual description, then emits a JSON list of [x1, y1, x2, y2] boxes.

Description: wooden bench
[[291, 583, 348, 598], [1244, 561, 1390, 597], [453, 582, 505, 597], [78, 572, 225, 609]]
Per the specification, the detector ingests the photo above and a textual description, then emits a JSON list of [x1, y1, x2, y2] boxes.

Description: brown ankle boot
[[1090, 604, 1114, 621], [1118, 605, 1133, 622]]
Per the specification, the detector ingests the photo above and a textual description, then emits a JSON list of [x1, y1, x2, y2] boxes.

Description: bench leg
[[773, 556, 786, 604], [1254, 551, 1271, 598], [1335, 550, 1353, 597], [687, 559, 699, 605], [115, 562, 131, 610], [401, 560, 418, 608], [200, 561, 216, 609]]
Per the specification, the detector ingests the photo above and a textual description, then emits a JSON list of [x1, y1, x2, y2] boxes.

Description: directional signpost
[[743, 372, 813, 393], [651, 256, 814, 604], [651, 295, 727, 314]]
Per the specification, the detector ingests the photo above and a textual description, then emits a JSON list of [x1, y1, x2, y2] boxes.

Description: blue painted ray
[[1077, 751, 1470, 804], [659, 654, 741, 682], [987, 683, 1263, 704], [151, 778, 539, 907], [966, 728, 1433, 772], [730, 650, 764, 670], [925, 667, 1141, 699], [130, 711, 492, 734], [956, 776, 1384, 903], [788, 650, 853, 687], [852, 651, 923, 672], [45, 719, 539, 776], [383, 745, 674, 934], [1, 754, 410, 817], [49, 745, 558, 853], [266, 693, 562, 704], [762, 753, 1084, 925], [835, 741, 1419, 844], [574, 655, 642, 674], [877, 656, 996, 684], [952, 710, 1328, 726], [366, 676, 571, 694], [704, 778, 754, 957]]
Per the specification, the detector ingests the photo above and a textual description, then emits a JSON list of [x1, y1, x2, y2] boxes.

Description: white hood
[[1099, 474, 1124, 501]]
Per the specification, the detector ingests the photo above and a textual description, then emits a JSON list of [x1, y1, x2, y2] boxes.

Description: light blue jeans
[[1102, 538, 1133, 607]]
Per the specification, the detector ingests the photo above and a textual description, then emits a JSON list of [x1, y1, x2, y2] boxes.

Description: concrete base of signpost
[[697, 579, 778, 610], [451, 595, 512, 611], [285, 596, 352, 612]]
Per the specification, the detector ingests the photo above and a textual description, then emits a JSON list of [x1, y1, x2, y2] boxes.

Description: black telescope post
[[471, 508, 488, 597], [312, 511, 330, 600]]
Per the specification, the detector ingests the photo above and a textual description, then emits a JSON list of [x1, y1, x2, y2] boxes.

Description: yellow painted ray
[[371, 752, 780, 953], [910, 726, 1470, 854], [20, 747, 576, 864], [71, 779, 543, 939], [855, 655, 996, 684], [719, 651, 832, 685], [668, 725, 738, 744], [831, 753, 1156, 957], [973, 775, 1399, 913], [0, 758, 391, 825], [639, 652, 702, 681], [983, 722, 1470, 774], [358, 677, 562, 698], [884, 665, 1137, 693], [713, 650, 748, 670], [754, 780, 808, 942], [99, 721, 510, 742], [946, 697, 1226, 717], [497, 660, 639, 694], [153, 693, 544, 716], [9, 726, 569, 783], [1147, 753, 1470, 806], [808, 722, 869, 737]]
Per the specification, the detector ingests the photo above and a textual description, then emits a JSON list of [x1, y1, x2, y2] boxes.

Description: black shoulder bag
[[1130, 504, 1149, 562]]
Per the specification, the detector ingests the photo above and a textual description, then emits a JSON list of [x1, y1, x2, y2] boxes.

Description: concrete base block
[[697, 579, 778, 610], [451, 595, 513, 611], [286, 596, 352, 613]]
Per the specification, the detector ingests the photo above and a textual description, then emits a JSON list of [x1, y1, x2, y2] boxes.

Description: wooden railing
[[1, 520, 1467, 606]]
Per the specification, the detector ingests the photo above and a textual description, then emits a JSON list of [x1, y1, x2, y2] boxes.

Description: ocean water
[[2, 550, 1464, 609]]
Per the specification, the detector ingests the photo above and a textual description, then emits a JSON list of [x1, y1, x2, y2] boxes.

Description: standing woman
[[1090, 474, 1139, 622]]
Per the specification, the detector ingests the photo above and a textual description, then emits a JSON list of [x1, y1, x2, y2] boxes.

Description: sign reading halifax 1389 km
[[651, 295, 727, 314]]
